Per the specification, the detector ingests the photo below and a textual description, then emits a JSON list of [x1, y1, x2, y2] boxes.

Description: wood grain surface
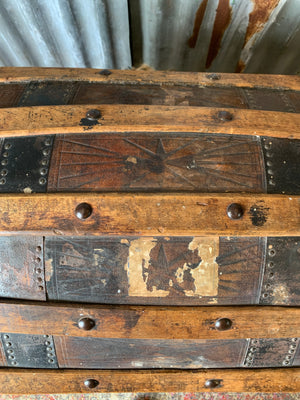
[[45, 236, 265, 305], [0, 368, 298, 394], [0, 67, 299, 91], [0, 302, 298, 340], [0, 105, 298, 139], [47, 133, 265, 193], [0, 193, 298, 236]]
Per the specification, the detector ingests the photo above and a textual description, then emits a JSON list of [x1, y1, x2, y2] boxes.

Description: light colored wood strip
[[0, 67, 299, 91], [0, 193, 298, 236], [0, 105, 299, 139], [0, 302, 298, 339], [0, 368, 299, 394]]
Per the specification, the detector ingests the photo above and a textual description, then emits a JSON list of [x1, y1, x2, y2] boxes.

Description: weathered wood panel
[[45, 236, 264, 305], [0, 67, 299, 91], [0, 368, 298, 394], [47, 133, 265, 193], [0, 193, 297, 236], [54, 336, 246, 369], [0, 236, 45, 301], [0, 105, 299, 139], [0, 302, 298, 340], [0, 83, 25, 107]]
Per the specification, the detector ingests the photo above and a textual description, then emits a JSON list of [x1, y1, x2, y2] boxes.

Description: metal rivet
[[86, 109, 102, 120], [45, 341, 51, 345], [217, 110, 233, 122], [38, 285, 44, 291], [266, 161, 273, 167], [44, 138, 52, 146], [269, 272, 274, 278], [36, 267, 42, 274], [292, 338, 298, 342], [39, 177, 46, 185], [206, 73, 221, 80], [78, 317, 96, 331], [268, 249, 276, 257], [8, 355, 15, 360], [41, 159, 48, 166], [3, 334, 9, 339], [204, 379, 222, 389], [7, 349, 13, 354], [263, 293, 268, 298], [84, 379, 99, 389], [48, 359, 55, 363], [37, 277, 43, 283], [5, 342, 12, 347], [1, 159, 8, 166], [0, 169, 8, 176], [46, 347, 53, 352], [75, 203, 93, 220], [0, 178, 6, 185], [4, 143, 11, 150], [40, 168, 48, 176], [42, 148, 50, 156], [215, 318, 232, 331], [99, 69, 112, 76], [2, 152, 8, 158], [36, 246, 42, 252], [35, 257, 41, 263], [267, 261, 274, 268], [250, 347, 256, 352], [267, 169, 273, 175], [290, 344, 297, 349], [226, 203, 244, 220], [268, 179, 275, 186], [11, 361, 17, 366], [283, 360, 290, 366]]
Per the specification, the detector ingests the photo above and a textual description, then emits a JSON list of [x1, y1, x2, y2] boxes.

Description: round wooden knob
[[84, 379, 99, 389], [75, 203, 93, 220], [227, 203, 244, 220], [215, 318, 232, 331], [78, 317, 95, 331]]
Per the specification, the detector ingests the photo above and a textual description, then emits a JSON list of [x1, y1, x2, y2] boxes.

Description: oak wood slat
[[0, 67, 300, 91], [0, 368, 298, 394], [0, 193, 298, 236], [0, 302, 298, 339], [0, 105, 299, 139]]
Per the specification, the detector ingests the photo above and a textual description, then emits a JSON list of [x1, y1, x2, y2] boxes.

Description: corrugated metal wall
[[0, 0, 299, 74]]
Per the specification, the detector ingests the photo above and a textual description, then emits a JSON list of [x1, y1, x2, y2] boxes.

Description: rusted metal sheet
[[0, 1, 299, 74], [0, 236, 46, 301]]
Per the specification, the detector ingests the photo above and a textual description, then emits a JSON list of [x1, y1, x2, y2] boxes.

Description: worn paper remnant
[[185, 237, 219, 297], [126, 237, 219, 297], [126, 237, 169, 297]]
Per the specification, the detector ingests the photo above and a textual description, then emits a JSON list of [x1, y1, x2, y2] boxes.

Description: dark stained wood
[[47, 133, 265, 193], [242, 89, 298, 113], [0, 236, 46, 301], [0, 83, 24, 107], [72, 83, 247, 109], [45, 236, 264, 305], [0, 368, 299, 394], [0, 193, 298, 236], [54, 336, 247, 369], [0, 67, 299, 91], [0, 302, 298, 340], [0, 104, 299, 139]]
